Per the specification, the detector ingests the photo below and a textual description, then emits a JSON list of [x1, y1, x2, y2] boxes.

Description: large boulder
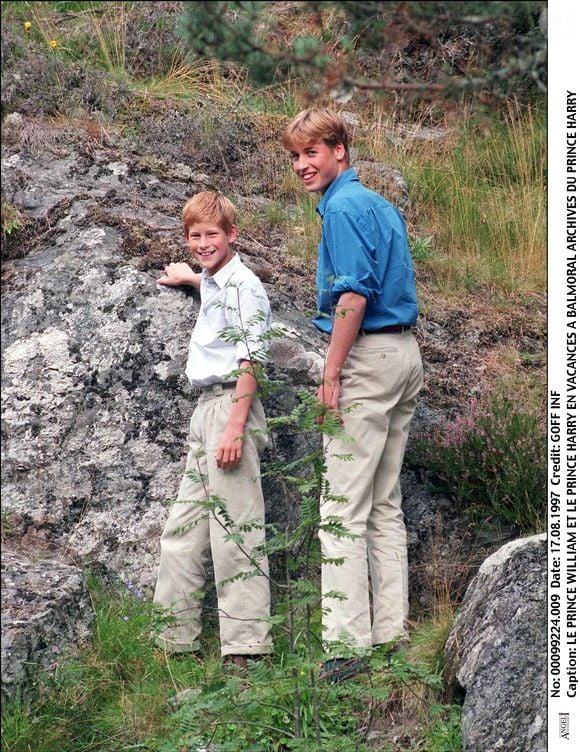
[[1, 135, 442, 598], [1, 552, 94, 702], [0, 141, 324, 595], [444, 534, 547, 752]]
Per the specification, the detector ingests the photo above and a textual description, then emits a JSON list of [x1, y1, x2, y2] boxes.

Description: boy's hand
[[157, 262, 201, 288], [316, 378, 344, 424], [216, 425, 244, 470]]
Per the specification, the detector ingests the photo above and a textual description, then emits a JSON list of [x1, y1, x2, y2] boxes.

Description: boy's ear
[[228, 224, 238, 244], [335, 143, 346, 162]]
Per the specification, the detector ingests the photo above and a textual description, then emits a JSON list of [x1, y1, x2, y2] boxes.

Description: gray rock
[[0, 142, 330, 599], [1, 551, 94, 702], [444, 534, 547, 752]]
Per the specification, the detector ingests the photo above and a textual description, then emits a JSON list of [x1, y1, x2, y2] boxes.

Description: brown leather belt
[[359, 325, 412, 335]]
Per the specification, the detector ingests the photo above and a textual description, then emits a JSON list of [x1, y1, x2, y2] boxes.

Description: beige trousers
[[154, 388, 272, 656], [320, 330, 423, 651]]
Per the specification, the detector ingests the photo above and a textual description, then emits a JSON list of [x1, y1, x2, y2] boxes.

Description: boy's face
[[289, 140, 347, 194], [185, 221, 237, 276]]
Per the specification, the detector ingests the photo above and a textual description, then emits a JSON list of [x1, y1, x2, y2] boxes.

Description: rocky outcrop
[[1, 133, 450, 596], [0, 141, 324, 592], [1, 552, 94, 702], [0, 138, 331, 701], [444, 534, 547, 752]]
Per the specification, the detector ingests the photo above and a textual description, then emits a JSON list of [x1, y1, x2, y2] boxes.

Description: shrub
[[409, 393, 546, 534]]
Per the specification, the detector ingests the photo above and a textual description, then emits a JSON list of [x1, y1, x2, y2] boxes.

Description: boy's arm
[[158, 262, 202, 288], [317, 291, 366, 421], [215, 360, 261, 471]]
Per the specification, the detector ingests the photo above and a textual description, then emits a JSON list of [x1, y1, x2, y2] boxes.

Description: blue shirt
[[313, 168, 418, 334]]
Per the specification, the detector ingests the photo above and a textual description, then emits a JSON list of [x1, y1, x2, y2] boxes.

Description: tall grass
[[14, 1, 131, 77], [398, 101, 546, 292], [1, 577, 460, 752], [1, 578, 221, 752]]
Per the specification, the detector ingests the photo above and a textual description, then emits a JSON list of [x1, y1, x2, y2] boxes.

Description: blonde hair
[[182, 191, 236, 235], [281, 108, 350, 162]]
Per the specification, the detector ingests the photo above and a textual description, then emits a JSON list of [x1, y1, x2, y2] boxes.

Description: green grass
[[422, 705, 463, 752], [1, 578, 460, 752], [1, 578, 220, 752], [401, 102, 546, 293]]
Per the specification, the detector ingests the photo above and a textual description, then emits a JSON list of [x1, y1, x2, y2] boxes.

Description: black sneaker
[[319, 657, 367, 684]]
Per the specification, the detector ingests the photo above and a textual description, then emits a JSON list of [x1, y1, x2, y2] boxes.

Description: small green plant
[[423, 704, 463, 752], [1, 201, 22, 236], [409, 392, 546, 534], [409, 234, 433, 262]]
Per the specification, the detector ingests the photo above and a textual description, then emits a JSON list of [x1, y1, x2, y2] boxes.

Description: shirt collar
[[317, 167, 359, 217], [202, 252, 241, 289]]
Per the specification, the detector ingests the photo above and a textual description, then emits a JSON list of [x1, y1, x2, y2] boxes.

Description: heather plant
[[409, 392, 546, 534]]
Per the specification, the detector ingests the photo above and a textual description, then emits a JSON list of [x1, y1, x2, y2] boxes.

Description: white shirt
[[185, 254, 272, 387]]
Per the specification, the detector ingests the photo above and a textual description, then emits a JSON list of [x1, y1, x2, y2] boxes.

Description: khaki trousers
[[154, 388, 272, 656], [320, 330, 423, 651]]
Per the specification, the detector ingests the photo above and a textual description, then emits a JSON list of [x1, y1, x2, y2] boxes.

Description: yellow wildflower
[[49, 39, 58, 48], [24, 21, 32, 30]]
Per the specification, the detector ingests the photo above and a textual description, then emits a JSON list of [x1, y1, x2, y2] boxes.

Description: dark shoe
[[383, 637, 410, 661], [319, 656, 367, 684], [224, 654, 267, 670], [224, 654, 249, 670]]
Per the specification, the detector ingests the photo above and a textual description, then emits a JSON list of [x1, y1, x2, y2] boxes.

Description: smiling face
[[289, 140, 348, 194], [185, 221, 237, 275]]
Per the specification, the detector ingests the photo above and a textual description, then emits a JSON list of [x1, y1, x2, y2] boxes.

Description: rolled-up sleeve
[[323, 210, 383, 304]]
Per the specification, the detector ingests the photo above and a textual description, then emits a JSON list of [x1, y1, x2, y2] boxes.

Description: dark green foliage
[[181, 0, 546, 104], [408, 394, 546, 534], [182, 1, 291, 86]]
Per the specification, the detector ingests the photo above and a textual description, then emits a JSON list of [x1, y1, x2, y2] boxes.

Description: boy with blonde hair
[[154, 191, 272, 666], [282, 108, 423, 682]]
